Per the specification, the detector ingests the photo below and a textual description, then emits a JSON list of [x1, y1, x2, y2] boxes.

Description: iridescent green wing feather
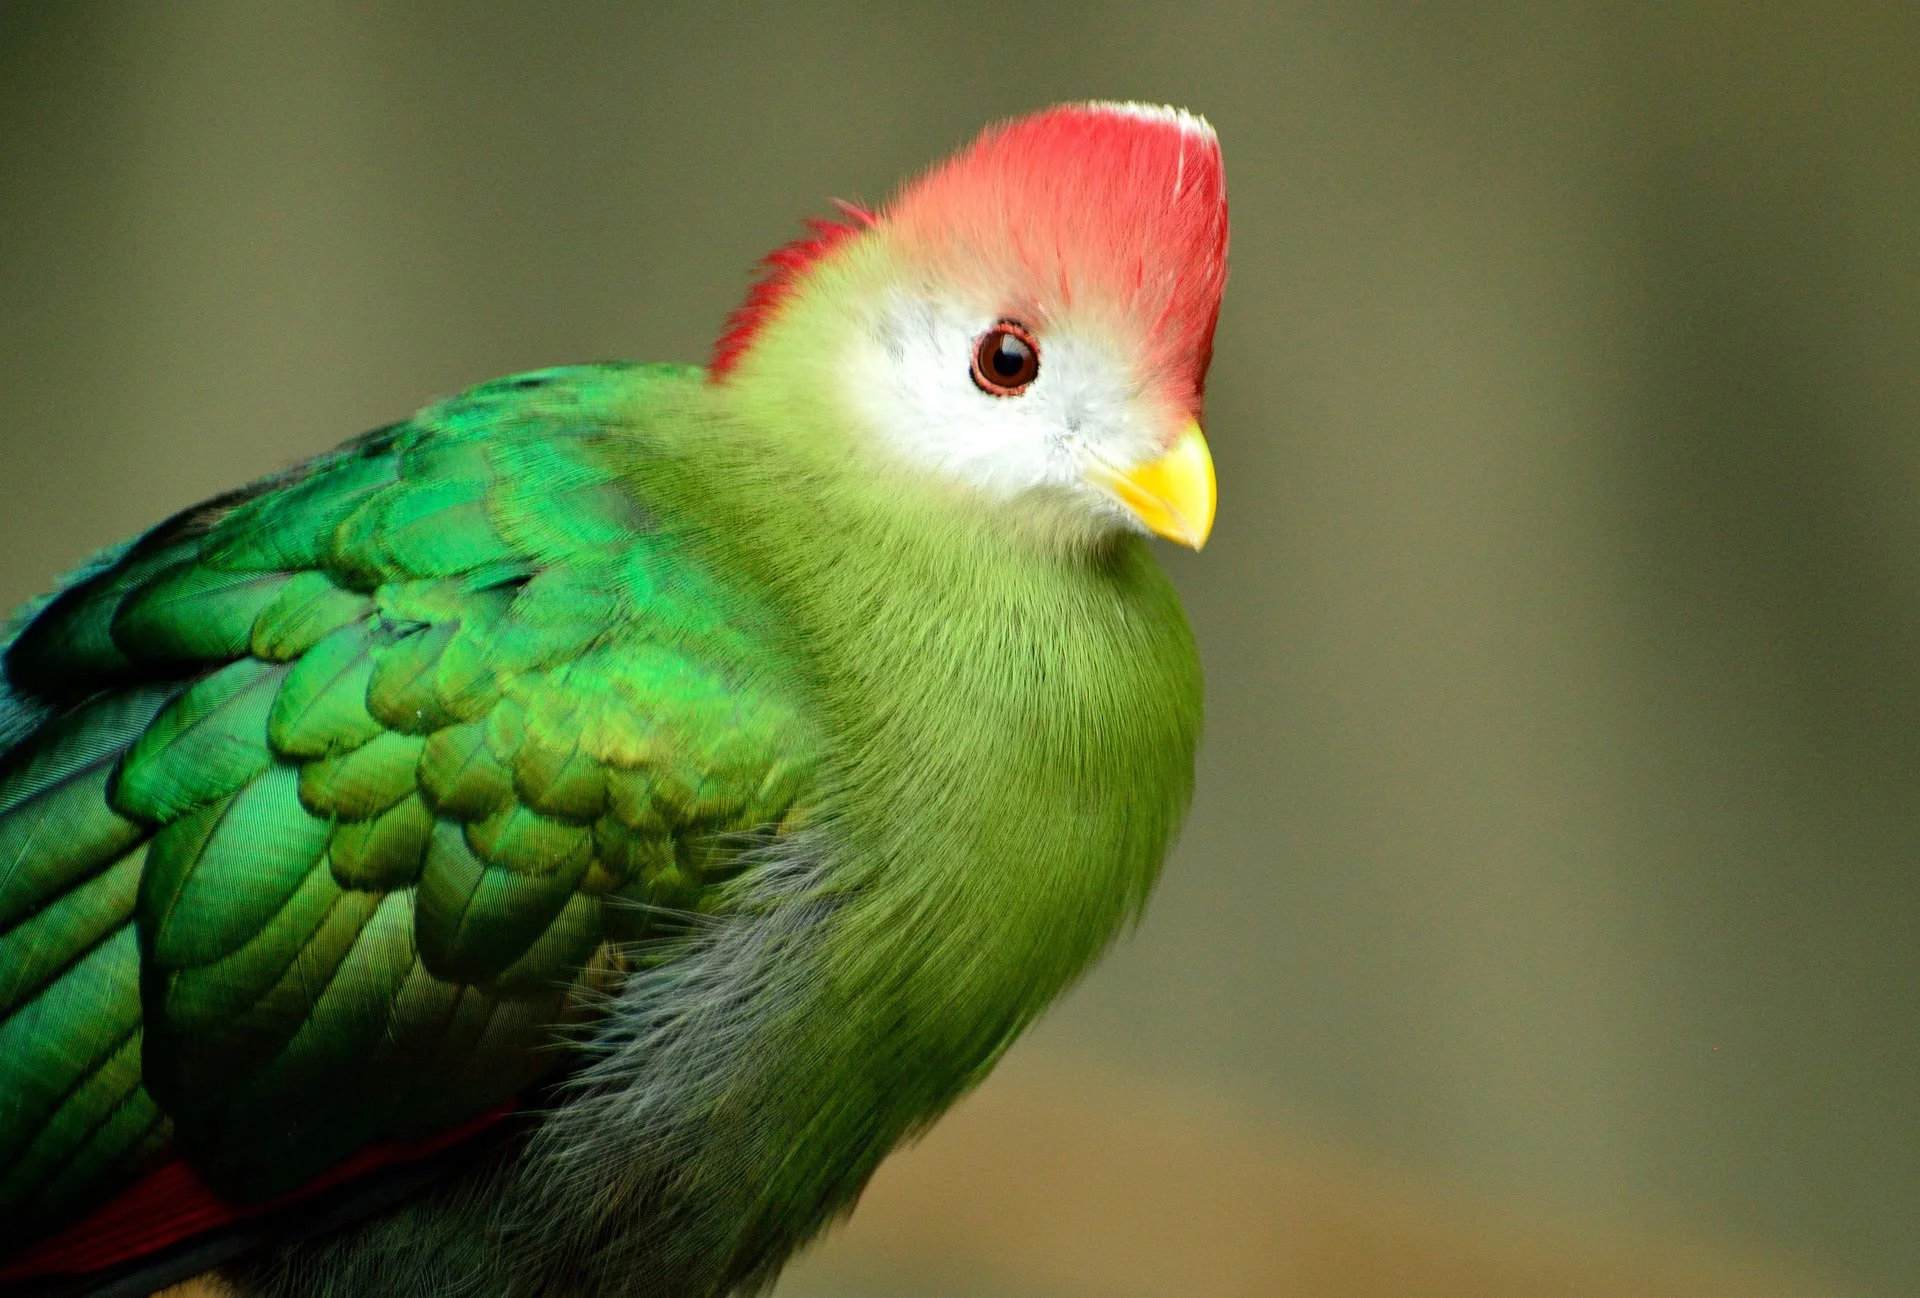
[[0, 364, 819, 1243]]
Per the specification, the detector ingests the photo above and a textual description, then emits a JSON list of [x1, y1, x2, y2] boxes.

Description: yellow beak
[[1083, 419, 1217, 550]]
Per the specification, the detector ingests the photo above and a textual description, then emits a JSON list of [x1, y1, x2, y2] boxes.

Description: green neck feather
[[606, 322, 1201, 1280], [682, 307, 1202, 1032]]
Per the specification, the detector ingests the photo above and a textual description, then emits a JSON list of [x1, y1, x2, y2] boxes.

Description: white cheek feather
[[846, 293, 1165, 509]]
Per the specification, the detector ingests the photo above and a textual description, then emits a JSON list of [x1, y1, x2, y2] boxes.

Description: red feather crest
[[707, 201, 877, 379], [706, 103, 1229, 408]]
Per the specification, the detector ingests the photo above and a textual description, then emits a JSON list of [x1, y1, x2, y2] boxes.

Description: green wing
[[0, 363, 819, 1243]]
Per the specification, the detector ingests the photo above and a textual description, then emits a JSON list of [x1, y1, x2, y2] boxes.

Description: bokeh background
[[4, 5, 1917, 1296]]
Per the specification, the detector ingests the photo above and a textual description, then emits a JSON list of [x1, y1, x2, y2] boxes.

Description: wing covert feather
[[0, 363, 820, 1224]]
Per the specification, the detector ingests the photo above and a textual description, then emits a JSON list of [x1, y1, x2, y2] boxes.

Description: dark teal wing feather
[[0, 364, 819, 1247]]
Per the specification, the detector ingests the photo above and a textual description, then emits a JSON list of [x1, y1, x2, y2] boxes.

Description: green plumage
[[0, 98, 1231, 1298], [0, 365, 824, 1245], [0, 353, 1200, 1294]]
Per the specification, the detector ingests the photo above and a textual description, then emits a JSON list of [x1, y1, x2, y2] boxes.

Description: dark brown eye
[[970, 320, 1040, 395]]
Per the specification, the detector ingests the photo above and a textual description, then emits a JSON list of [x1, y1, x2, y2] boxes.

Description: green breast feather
[[0, 363, 819, 1242]]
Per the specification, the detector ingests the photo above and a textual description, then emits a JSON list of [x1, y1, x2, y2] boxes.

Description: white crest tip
[[1074, 101, 1216, 139]]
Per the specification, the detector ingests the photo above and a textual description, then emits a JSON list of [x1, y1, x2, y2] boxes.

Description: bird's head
[[709, 102, 1228, 552]]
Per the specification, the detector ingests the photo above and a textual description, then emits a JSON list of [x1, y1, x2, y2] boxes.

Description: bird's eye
[[970, 321, 1040, 396]]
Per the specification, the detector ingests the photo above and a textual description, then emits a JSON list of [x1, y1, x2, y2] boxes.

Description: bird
[[0, 101, 1228, 1298]]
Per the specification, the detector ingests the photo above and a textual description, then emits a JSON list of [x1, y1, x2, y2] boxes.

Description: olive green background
[[2, 4, 1915, 1296]]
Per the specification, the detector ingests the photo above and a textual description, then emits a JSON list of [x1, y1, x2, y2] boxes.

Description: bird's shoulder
[[0, 361, 822, 1247]]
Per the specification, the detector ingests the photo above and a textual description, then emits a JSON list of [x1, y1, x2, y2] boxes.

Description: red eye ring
[[970, 320, 1041, 396]]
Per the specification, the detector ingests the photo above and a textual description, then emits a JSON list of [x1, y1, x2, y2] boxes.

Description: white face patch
[[845, 290, 1167, 528]]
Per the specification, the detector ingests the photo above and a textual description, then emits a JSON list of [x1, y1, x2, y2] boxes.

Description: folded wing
[[0, 364, 819, 1251]]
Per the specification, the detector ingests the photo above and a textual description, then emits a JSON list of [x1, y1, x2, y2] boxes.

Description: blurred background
[[3, 4, 1916, 1296]]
